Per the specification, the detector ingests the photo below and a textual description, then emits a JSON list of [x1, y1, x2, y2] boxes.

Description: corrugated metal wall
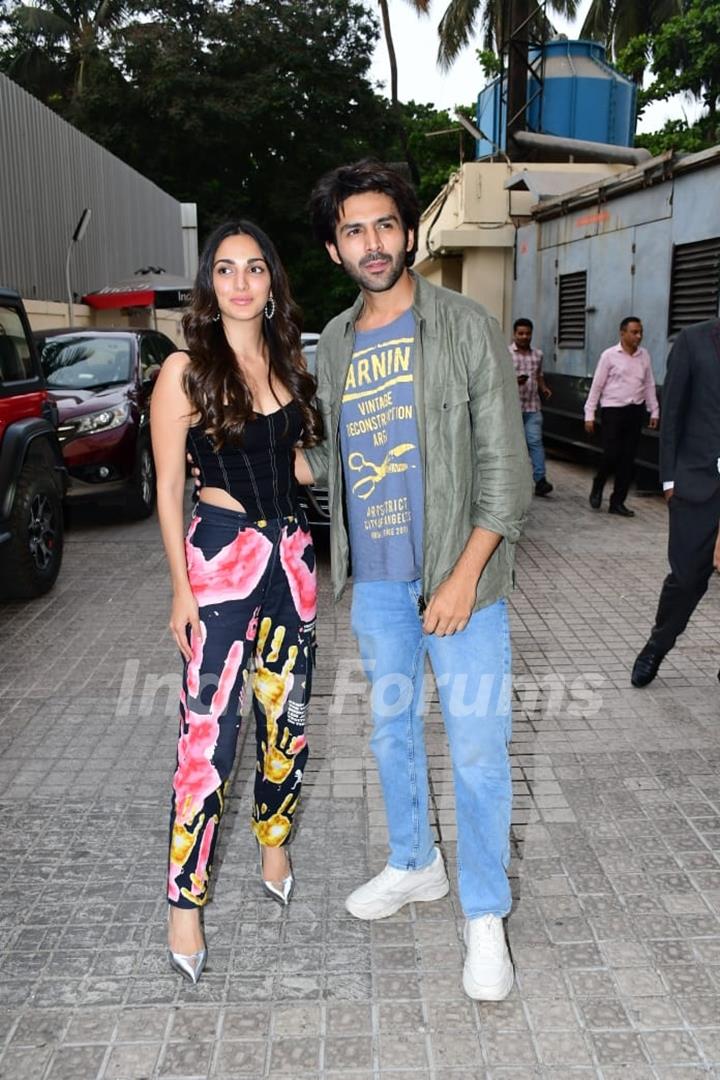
[[0, 74, 186, 302]]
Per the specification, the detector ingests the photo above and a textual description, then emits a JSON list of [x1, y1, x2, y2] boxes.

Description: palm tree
[[377, 0, 431, 105], [4, 1, 130, 99], [435, 0, 578, 70], [580, 0, 684, 63]]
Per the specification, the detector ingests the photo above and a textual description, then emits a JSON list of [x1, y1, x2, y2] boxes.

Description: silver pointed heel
[[258, 843, 294, 906], [168, 946, 207, 985], [167, 907, 207, 984]]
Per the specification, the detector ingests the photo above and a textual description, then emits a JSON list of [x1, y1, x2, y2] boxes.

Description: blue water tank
[[476, 39, 637, 158]]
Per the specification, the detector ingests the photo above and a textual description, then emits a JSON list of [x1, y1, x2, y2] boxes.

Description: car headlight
[[75, 403, 129, 435]]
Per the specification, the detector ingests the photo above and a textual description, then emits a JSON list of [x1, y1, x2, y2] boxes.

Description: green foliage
[[617, 0, 720, 152], [436, 0, 578, 70], [634, 117, 718, 156], [580, 0, 682, 64], [476, 48, 500, 79], [642, 0, 720, 120], [398, 101, 475, 206], [0, 0, 472, 327]]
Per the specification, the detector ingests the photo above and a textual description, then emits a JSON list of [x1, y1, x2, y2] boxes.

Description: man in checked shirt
[[510, 318, 554, 496]]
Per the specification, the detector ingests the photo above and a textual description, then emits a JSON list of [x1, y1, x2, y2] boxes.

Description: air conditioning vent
[[669, 238, 720, 334], [557, 271, 587, 348]]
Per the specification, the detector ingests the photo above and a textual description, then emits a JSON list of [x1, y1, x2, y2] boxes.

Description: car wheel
[[0, 464, 64, 601], [126, 440, 156, 519]]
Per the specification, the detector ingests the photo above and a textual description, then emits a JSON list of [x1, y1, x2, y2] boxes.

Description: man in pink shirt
[[584, 317, 659, 516]]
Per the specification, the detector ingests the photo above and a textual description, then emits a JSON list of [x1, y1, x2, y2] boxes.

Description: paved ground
[[1, 460, 720, 1080]]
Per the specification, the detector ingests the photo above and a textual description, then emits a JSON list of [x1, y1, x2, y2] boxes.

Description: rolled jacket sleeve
[[467, 316, 533, 543], [303, 440, 329, 486]]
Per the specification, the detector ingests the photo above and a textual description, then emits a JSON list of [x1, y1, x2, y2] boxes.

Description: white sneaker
[[462, 915, 514, 1000], [345, 848, 449, 920]]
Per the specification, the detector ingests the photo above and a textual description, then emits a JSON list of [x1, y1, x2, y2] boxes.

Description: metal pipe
[[65, 208, 92, 325], [513, 130, 651, 165]]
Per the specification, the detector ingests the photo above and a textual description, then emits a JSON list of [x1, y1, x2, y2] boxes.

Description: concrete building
[[0, 73, 197, 340], [415, 161, 628, 338]]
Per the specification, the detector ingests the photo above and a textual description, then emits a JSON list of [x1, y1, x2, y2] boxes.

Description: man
[[584, 317, 659, 516], [301, 160, 532, 1001], [632, 318, 720, 687], [510, 317, 553, 496]]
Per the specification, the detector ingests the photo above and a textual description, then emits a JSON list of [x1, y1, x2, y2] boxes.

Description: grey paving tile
[[378, 1032, 430, 1070], [9, 1009, 67, 1047], [325, 1003, 371, 1035], [481, 1028, 537, 1066], [535, 1029, 593, 1067], [159, 1040, 214, 1077], [323, 1036, 373, 1071], [589, 1030, 649, 1065], [641, 1029, 703, 1064], [102, 1041, 161, 1079], [46, 1044, 107, 1080], [2, 465, 720, 1080], [267, 1036, 319, 1072], [693, 1027, 720, 1062], [212, 1038, 265, 1077]]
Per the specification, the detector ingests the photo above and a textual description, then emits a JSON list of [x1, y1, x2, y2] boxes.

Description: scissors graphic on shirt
[[348, 443, 417, 499]]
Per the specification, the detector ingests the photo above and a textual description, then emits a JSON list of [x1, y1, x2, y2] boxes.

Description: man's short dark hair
[[514, 318, 533, 332], [620, 316, 642, 331], [309, 159, 421, 267]]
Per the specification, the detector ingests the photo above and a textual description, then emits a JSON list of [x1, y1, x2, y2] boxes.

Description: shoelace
[[375, 864, 410, 885], [467, 915, 503, 956]]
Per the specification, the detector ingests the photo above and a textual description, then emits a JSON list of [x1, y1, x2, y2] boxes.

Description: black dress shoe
[[631, 645, 665, 687], [589, 478, 604, 509], [535, 477, 553, 497], [608, 503, 635, 517]]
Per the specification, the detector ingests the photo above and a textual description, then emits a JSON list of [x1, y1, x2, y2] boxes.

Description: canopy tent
[[83, 272, 193, 310]]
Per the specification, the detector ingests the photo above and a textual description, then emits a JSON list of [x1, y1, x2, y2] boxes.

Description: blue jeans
[[351, 580, 512, 918], [522, 410, 546, 482]]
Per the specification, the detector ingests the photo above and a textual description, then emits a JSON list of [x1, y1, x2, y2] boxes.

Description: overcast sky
[[368, 0, 700, 134]]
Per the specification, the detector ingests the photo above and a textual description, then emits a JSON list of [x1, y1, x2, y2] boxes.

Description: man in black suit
[[632, 318, 720, 687]]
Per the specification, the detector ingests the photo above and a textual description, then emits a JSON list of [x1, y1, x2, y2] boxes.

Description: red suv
[[34, 327, 175, 518], [0, 289, 67, 600]]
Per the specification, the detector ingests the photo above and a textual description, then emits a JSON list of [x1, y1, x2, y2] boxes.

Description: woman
[[151, 220, 322, 985]]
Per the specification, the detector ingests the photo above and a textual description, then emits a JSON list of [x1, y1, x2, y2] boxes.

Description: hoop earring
[[264, 296, 276, 321]]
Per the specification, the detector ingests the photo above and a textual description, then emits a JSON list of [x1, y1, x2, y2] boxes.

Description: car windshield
[[39, 335, 132, 389]]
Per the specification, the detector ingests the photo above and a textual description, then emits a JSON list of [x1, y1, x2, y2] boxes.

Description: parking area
[[0, 460, 719, 1080]]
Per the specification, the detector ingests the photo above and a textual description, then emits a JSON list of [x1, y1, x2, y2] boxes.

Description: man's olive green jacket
[[304, 273, 532, 609]]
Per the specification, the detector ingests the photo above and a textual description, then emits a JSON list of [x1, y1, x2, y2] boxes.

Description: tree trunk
[[378, 0, 399, 105]]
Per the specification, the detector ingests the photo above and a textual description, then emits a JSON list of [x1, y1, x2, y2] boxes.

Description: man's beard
[[339, 249, 407, 293]]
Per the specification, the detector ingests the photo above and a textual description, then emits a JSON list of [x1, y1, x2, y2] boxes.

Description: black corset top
[[187, 400, 303, 521]]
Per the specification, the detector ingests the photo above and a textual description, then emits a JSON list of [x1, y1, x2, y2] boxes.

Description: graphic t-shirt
[[340, 309, 424, 582]]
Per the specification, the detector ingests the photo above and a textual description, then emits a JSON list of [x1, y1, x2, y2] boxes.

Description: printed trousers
[[167, 502, 316, 908]]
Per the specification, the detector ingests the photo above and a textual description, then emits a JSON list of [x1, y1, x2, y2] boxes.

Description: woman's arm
[[294, 449, 315, 486], [150, 352, 199, 661]]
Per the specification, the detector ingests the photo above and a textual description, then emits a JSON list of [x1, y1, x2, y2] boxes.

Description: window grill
[[668, 238, 720, 334], [558, 271, 587, 348]]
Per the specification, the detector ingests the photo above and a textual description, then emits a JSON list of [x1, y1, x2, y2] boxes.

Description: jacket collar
[[340, 270, 437, 337]]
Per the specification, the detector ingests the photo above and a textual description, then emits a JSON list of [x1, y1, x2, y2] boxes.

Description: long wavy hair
[[182, 220, 322, 450]]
